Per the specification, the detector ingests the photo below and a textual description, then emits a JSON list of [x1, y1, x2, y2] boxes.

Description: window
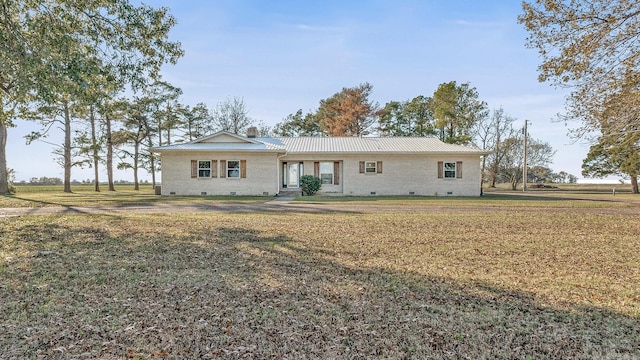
[[227, 160, 240, 178], [359, 161, 382, 174], [198, 160, 211, 178], [365, 161, 377, 173], [438, 161, 462, 179], [444, 162, 456, 178], [319, 162, 333, 184]]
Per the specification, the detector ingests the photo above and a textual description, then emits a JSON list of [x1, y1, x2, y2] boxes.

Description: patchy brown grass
[[295, 193, 640, 209], [0, 186, 270, 208], [1, 204, 639, 358]]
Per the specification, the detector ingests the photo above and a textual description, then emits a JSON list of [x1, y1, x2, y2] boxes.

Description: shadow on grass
[[0, 195, 102, 215], [0, 198, 363, 216], [1, 190, 275, 210], [1, 221, 638, 358], [296, 192, 639, 205], [294, 194, 571, 204], [484, 192, 640, 205], [221, 229, 639, 358]]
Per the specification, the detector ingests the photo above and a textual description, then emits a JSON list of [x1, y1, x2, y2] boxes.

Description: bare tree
[[500, 135, 556, 190], [474, 107, 518, 187], [211, 97, 252, 134]]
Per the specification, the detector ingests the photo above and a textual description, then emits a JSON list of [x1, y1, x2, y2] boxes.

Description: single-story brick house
[[151, 129, 490, 196]]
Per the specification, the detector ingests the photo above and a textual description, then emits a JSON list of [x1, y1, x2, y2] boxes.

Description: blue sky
[[8, 0, 613, 183]]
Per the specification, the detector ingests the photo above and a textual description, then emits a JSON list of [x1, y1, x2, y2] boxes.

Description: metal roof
[[151, 132, 489, 155], [258, 137, 489, 155], [150, 141, 285, 153]]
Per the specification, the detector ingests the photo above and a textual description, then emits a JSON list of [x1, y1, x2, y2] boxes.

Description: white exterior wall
[[159, 152, 280, 196], [341, 154, 482, 196], [282, 154, 482, 196]]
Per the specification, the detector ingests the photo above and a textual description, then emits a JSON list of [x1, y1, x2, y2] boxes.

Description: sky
[[6, 0, 620, 183]]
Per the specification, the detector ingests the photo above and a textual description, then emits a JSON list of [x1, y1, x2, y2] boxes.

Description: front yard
[[1, 196, 639, 358]]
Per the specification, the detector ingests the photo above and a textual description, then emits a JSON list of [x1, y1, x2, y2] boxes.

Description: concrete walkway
[[266, 196, 295, 203]]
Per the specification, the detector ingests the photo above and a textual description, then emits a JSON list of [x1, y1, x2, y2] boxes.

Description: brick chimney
[[246, 126, 259, 138]]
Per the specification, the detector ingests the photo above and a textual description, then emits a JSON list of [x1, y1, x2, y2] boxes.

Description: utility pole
[[522, 119, 528, 192]]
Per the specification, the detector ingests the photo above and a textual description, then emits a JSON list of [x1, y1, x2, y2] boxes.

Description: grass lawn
[[0, 185, 271, 208], [1, 194, 639, 358]]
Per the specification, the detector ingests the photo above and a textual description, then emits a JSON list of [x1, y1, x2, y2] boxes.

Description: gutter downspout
[[276, 152, 287, 195]]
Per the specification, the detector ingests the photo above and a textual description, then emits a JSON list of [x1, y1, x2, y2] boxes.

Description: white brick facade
[[283, 154, 481, 196], [153, 132, 487, 197], [159, 152, 280, 196]]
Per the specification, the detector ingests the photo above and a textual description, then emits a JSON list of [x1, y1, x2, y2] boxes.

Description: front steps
[[278, 189, 302, 197]]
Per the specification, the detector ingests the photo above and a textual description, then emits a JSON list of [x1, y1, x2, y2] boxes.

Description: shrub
[[300, 175, 321, 196]]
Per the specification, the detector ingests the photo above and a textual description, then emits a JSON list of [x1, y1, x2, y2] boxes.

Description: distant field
[[486, 182, 634, 193], [8, 184, 151, 193], [1, 193, 639, 358]]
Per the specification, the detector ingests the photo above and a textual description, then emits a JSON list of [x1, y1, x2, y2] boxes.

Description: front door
[[287, 162, 300, 188]]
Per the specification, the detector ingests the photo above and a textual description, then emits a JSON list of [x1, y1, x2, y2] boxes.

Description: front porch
[[280, 160, 343, 195]]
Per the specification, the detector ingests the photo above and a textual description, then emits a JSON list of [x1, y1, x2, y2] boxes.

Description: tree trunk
[[510, 175, 518, 190], [0, 119, 8, 194], [63, 101, 72, 193], [145, 133, 157, 187], [490, 174, 497, 188], [90, 106, 100, 192], [150, 153, 156, 187], [133, 141, 139, 191], [106, 114, 115, 191], [132, 124, 144, 191], [448, 119, 454, 143], [488, 163, 499, 188], [165, 105, 171, 145], [631, 175, 639, 194]]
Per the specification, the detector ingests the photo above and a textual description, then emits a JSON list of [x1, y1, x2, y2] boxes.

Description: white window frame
[[365, 161, 377, 174], [444, 162, 456, 178], [227, 160, 240, 178], [319, 161, 334, 185], [198, 160, 211, 178]]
